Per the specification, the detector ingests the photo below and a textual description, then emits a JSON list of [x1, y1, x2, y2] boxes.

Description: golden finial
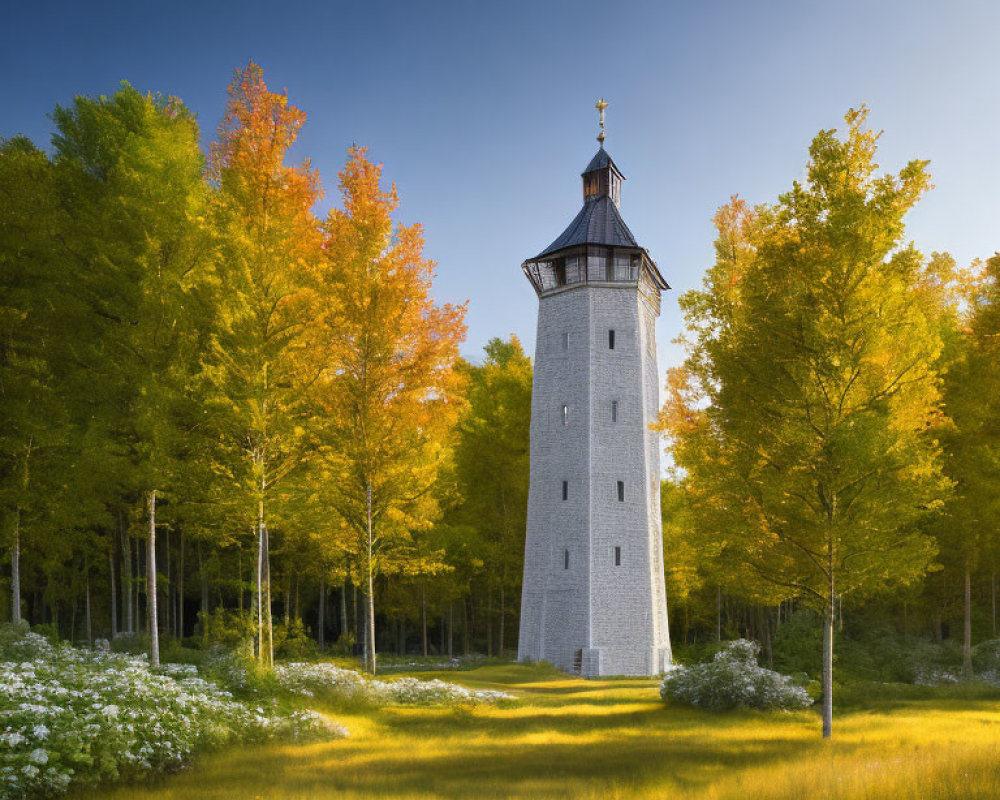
[[595, 97, 609, 145]]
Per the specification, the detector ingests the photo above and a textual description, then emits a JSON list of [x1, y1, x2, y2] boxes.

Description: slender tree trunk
[[499, 586, 505, 658], [992, 571, 997, 638], [462, 597, 470, 656], [255, 523, 263, 661], [448, 603, 454, 658], [318, 581, 326, 647], [121, 518, 133, 635], [421, 588, 428, 657], [147, 490, 160, 667], [85, 568, 92, 646], [109, 546, 117, 638], [822, 572, 835, 739], [365, 484, 376, 674], [340, 582, 349, 641], [164, 529, 171, 641], [177, 530, 184, 639], [199, 541, 209, 618], [717, 585, 722, 641], [963, 562, 973, 677], [11, 509, 21, 625], [262, 521, 273, 668]]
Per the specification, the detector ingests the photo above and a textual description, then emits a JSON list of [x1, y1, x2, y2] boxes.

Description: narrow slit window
[[562, 481, 568, 501], [562, 331, 569, 350], [562, 404, 569, 426], [614, 546, 621, 567], [564, 549, 570, 570], [617, 480, 625, 502], [611, 400, 618, 423], [608, 329, 616, 350]]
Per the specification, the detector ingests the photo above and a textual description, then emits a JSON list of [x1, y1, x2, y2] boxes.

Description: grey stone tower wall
[[518, 282, 671, 676]]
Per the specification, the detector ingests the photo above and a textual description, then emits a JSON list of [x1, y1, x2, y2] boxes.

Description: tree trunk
[[85, 569, 92, 646], [11, 509, 21, 625], [317, 581, 326, 647], [177, 530, 184, 639], [262, 521, 273, 668], [448, 603, 454, 658], [462, 597, 470, 656], [963, 562, 973, 677], [340, 582, 349, 641], [164, 529, 171, 641], [419, 588, 427, 657], [365, 484, 376, 674], [499, 586, 505, 658], [109, 546, 117, 638], [122, 523, 133, 635], [199, 541, 209, 618], [147, 490, 160, 667], [717, 585, 722, 641], [822, 591, 834, 739]]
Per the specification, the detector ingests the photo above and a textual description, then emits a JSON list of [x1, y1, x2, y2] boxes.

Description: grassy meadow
[[68, 663, 1000, 800]]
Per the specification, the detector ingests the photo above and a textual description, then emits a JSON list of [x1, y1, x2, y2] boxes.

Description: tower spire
[[595, 97, 608, 146]]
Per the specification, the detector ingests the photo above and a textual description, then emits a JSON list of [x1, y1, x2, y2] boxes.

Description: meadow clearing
[[69, 663, 1000, 800]]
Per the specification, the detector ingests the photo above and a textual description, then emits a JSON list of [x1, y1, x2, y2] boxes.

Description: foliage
[[0, 627, 340, 799], [305, 146, 467, 670], [659, 107, 952, 735], [272, 661, 513, 706], [660, 639, 812, 711]]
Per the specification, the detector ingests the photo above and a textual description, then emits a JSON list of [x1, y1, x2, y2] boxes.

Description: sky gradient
[[3, 0, 999, 373]]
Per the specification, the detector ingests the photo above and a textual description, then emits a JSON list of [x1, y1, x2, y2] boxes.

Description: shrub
[[660, 639, 812, 712], [273, 662, 514, 706], [0, 627, 343, 799]]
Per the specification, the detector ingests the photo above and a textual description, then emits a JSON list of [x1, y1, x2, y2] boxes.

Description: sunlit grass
[[71, 664, 1000, 799]]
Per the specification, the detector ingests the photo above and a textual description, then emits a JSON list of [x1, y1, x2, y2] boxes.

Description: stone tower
[[517, 110, 671, 677]]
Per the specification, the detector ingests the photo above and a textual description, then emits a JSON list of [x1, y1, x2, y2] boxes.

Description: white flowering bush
[[660, 639, 812, 712], [0, 628, 343, 799], [274, 662, 513, 705]]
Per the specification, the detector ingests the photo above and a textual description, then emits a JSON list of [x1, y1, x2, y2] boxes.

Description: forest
[[2, 62, 1000, 696]]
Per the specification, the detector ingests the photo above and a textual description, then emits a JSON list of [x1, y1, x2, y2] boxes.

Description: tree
[[0, 137, 66, 625], [449, 336, 532, 655], [659, 108, 951, 738], [50, 85, 211, 664], [307, 147, 466, 673], [935, 254, 1000, 672], [205, 63, 323, 667]]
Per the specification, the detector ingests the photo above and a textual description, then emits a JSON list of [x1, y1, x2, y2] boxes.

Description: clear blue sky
[[3, 0, 999, 373]]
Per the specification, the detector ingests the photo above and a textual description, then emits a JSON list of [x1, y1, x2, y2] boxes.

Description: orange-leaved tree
[[204, 62, 323, 667], [305, 147, 466, 673]]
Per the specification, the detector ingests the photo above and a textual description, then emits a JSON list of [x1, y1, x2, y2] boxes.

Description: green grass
[[70, 664, 1000, 799]]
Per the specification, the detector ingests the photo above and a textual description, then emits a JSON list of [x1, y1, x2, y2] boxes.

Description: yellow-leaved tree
[[658, 108, 954, 738], [305, 148, 466, 673]]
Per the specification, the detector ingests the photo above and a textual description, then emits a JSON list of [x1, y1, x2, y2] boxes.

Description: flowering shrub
[[660, 639, 812, 712], [0, 628, 344, 799], [274, 662, 513, 705]]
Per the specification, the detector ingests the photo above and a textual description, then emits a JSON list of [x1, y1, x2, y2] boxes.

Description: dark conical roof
[[581, 147, 624, 177], [536, 194, 639, 257]]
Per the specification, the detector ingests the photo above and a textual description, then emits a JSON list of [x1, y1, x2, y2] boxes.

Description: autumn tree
[[307, 147, 466, 673], [205, 63, 323, 667], [660, 108, 951, 738]]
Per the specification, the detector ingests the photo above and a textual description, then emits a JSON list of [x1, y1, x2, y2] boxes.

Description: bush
[[273, 662, 514, 706], [0, 627, 343, 799], [660, 639, 812, 712]]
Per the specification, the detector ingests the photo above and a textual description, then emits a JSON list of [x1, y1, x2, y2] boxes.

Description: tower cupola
[[582, 148, 624, 207]]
